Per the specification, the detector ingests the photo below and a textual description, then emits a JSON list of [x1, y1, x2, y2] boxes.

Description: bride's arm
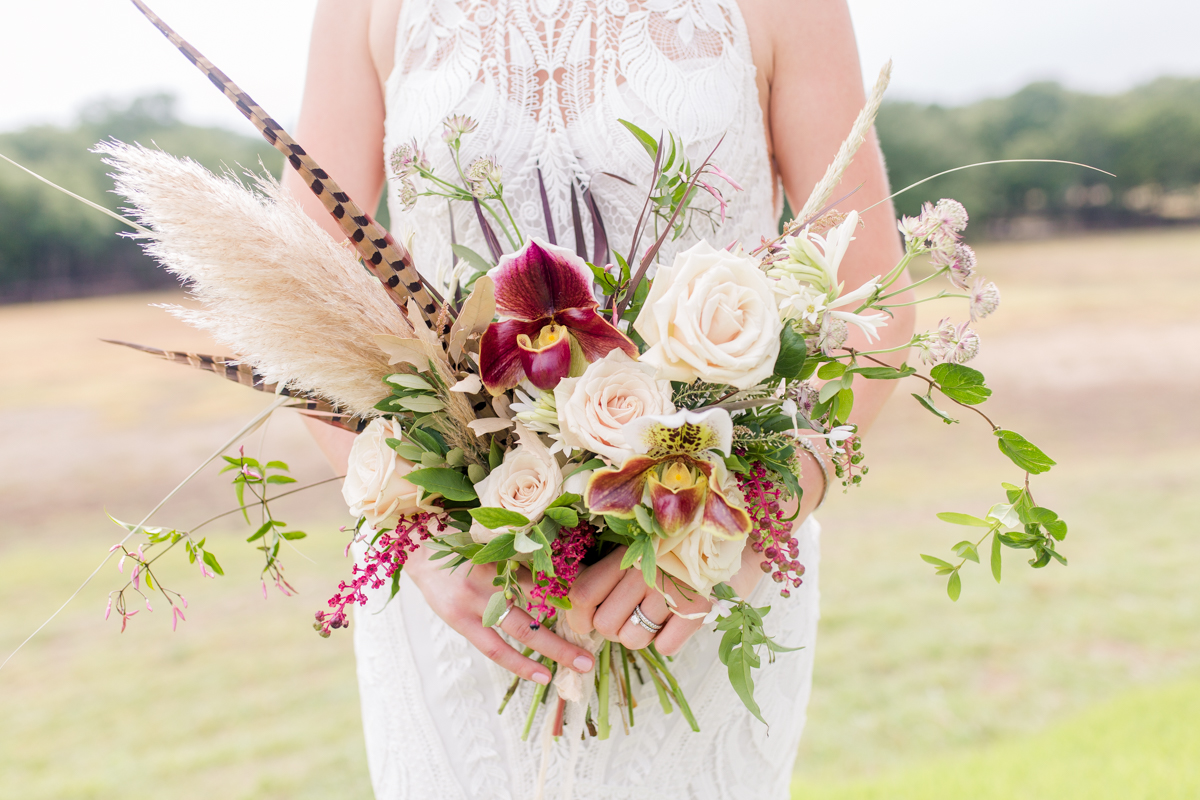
[[569, 0, 914, 653], [284, 0, 596, 683]]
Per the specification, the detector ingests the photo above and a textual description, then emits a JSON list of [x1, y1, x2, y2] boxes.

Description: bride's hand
[[565, 542, 769, 656], [403, 544, 596, 684]]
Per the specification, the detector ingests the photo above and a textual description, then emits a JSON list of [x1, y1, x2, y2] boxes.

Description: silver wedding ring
[[493, 604, 514, 629], [630, 603, 664, 634]]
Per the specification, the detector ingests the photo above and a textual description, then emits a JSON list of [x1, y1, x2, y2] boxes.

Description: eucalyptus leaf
[[385, 373, 434, 392], [397, 395, 446, 413]]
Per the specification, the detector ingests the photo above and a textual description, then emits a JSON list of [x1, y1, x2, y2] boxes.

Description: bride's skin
[[285, 0, 913, 685]]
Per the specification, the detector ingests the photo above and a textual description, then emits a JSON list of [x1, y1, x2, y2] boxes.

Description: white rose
[[471, 423, 564, 543], [554, 350, 675, 463], [652, 461, 747, 595], [634, 241, 783, 390], [342, 418, 440, 529]]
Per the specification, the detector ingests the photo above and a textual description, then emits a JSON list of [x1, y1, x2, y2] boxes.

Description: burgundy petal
[[518, 332, 572, 390], [700, 486, 753, 540], [491, 239, 596, 321], [648, 474, 707, 535], [555, 307, 638, 362], [585, 456, 662, 517], [479, 318, 545, 394]]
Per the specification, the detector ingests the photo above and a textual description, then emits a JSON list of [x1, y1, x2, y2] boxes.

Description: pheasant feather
[[128, 0, 444, 324]]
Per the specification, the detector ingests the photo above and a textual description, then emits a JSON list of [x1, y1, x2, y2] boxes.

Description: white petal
[[467, 418, 514, 437]]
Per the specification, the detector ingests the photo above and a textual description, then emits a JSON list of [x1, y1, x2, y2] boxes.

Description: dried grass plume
[[99, 141, 408, 417]]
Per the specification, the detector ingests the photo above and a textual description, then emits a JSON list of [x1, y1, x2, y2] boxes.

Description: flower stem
[[597, 641, 612, 740], [521, 655, 553, 741]]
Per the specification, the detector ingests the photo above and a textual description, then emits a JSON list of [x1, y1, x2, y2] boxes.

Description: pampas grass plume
[[99, 141, 409, 417]]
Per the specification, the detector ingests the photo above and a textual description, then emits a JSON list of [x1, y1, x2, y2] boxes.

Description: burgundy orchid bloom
[[479, 238, 637, 393], [585, 410, 752, 541]]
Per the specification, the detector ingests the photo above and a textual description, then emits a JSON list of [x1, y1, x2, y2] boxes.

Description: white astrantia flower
[[969, 277, 1001, 321], [817, 314, 848, 356]]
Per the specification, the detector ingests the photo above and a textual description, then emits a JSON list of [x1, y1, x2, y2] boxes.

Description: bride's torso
[[373, 0, 780, 293]]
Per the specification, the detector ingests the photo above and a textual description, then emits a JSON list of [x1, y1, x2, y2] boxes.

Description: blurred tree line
[[878, 77, 1200, 235], [2, 79, 1199, 302]]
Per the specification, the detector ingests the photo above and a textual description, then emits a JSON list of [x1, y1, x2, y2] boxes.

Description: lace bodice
[[383, 0, 779, 293]]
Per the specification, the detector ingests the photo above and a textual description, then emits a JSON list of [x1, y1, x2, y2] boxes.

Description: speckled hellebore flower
[[585, 409, 752, 540], [479, 238, 637, 393]]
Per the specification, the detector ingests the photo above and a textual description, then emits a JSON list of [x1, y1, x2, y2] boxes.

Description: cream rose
[[634, 241, 782, 389], [471, 423, 564, 543], [342, 418, 440, 529], [653, 460, 748, 595], [554, 350, 675, 463]]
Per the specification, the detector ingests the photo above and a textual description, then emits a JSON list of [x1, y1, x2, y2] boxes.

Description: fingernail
[[532, 672, 551, 685], [573, 656, 594, 672]]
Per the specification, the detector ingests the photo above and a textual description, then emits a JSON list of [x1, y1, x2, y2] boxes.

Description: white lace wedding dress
[[353, 2, 821, 797]]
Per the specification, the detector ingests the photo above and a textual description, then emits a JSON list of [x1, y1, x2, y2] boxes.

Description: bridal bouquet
[[12, 1, 1072, 739]]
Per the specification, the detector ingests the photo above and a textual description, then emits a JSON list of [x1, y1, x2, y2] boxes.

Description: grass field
[[1, 228, 1198, 798]]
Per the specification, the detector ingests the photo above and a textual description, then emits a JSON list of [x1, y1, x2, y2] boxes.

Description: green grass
[[796, 678, 1200, 800], [2, 229, 1199, 797]]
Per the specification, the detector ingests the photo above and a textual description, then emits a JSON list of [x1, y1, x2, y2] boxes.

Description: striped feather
[[128, 0, 444, 325]]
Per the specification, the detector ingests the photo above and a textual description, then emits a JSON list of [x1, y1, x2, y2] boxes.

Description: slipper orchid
[[585, 409, 752, 540], [479, 238, 637, 393]]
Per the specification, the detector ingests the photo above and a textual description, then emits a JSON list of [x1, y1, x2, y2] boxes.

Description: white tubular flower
[[772, 210, 860, 295], [969, 277, 1001, 321], [827, 309, 889, 343], [510, 387, 561, 440], [774, 276, 829, 325]]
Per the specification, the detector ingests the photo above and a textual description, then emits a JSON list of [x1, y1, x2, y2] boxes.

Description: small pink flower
[[199, 563, 215, 579], [969, 278, 1001, 321], [105, 596, 113, 620], [131, 565, 141, 591], [171, 605, 186, 631], [120, 610, 138, 633], [117, 555, 126, 574]]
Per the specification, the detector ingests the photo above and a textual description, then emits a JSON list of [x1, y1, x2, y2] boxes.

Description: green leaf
[[818, 380, 843, 404], [513, 527, 542, 554], [618, 118, 658, 159], [482, 591, 509, 628], [385, 373, 435, 392], [549, 493, 582, 509], [470, 533, 517, 564], [991, 531, 1003, 582], [567, 459, 605, 478], [404, 468, 478, 501], [952, 540, 980, 563], [931, 363, 992, 405], [911, 392, 959, 424], [467, 464, 488, 484], [772, 325, 808, 380], [937, 512, 995, 528], [247, 521, 274, 542], [1045, 519, 1068, 541], [528, 526, 555, 576], [280, 530, 307, 540], [726, 646, 766, 724], [920, 554, 954, 569], [633, 505, 656, 536], [817, 362, 847, 380], [544, 506, 579, 528], [265, 460, 290, 471], [202, 551, 224, 576], [469, 507, 531, 530], [994, 430, 1057, 474], [850, 364, 917, 380], [396, 395, 446, 413], [489, 436, 504, 470], [947, 570, 962, 601], [724, 454, 752, 474], [265, 474, 296, 485], [451, 243, 494, 273], [835, 387, 854, 424]]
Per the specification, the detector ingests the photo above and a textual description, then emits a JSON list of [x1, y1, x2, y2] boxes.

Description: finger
[[618, 585, 669, 650], [654, 614, 704, 657], [593, 568, 648, 640], [566, 546, 627, 633], [462, 624, 554, 684], [500, 605, 596, 673]]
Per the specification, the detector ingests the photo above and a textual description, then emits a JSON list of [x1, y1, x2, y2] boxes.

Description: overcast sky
[[2, 0, 1198, 133]]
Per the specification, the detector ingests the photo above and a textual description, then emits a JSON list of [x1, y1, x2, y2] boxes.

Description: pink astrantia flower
[[479, 238, 637, 393]]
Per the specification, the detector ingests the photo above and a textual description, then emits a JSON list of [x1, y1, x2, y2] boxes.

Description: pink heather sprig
[[314, 513, 448, 637], [527, 521, 596, 626], [736, 460, 805, 597]]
